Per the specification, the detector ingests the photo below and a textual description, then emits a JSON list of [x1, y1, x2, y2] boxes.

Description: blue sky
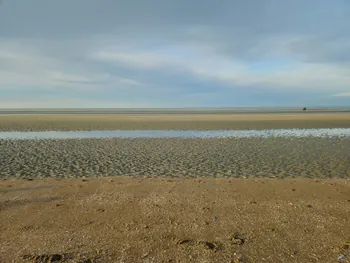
[[0, 0, 349, 108]]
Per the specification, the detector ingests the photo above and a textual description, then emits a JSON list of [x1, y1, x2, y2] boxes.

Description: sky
[[0, 0, 349, 108]]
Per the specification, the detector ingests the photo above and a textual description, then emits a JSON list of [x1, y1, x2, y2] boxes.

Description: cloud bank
[[0, 0, 349, 108]]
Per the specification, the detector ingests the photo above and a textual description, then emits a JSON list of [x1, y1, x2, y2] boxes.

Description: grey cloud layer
[[1, 1, 349, 33], [0, 0, 349, 107]]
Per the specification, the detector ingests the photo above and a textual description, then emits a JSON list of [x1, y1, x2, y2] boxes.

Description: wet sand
[[1, 113, 350, 131], [0, 177, 349, 263], [1, 138, 349, 179]]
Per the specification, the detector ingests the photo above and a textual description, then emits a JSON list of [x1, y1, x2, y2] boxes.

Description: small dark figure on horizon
[[303, 107, 307, 111]]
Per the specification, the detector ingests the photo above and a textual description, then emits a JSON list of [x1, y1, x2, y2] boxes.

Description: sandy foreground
[[1, 113, 350, 131], [1, 177, 349, 263]]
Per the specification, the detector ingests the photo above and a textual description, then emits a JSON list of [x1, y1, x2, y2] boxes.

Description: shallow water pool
[[0, 128, 350, 140]]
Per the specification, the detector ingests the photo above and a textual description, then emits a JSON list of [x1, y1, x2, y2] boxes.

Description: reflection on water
[[0, 129, 350, 140]]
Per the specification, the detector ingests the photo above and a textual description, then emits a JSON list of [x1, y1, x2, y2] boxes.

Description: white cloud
[[1, 30, 350, 108], [91, 51, 166, 69], [91, 46, 350, 93], [2, 38, 350, 97], [332, 92, 350, 97], [212, 63, 350, 91], [0, 43, 145, 92], [0, 97, 158, 108]]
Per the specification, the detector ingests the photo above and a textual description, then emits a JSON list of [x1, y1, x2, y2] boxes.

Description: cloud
[[0, 41, 145, 91], [0, 97, 158, 109], [332, 92, 350, 97], [0, 0, 349, 107], [91, 51, 166, 69], [90, 46, 350, 93]]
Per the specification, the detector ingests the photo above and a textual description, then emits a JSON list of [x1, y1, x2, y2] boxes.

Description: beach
[[0, 113, 349, 262], [0, 113, 350, 131], [1, 177, 349, 263]]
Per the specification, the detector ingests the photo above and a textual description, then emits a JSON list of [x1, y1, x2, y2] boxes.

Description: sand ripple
[[0, 137, 349, 179]]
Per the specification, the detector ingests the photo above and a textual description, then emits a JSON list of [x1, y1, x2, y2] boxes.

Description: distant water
[[0, 107, 349, 116], [1, 129, 350, 140]]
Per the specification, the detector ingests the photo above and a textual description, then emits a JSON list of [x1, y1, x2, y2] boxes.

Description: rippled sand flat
[[1, 137, 349, 179]]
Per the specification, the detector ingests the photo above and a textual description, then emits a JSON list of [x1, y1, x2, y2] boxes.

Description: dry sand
[[1, 113, 350, 131], [0, 177, 349, 263]]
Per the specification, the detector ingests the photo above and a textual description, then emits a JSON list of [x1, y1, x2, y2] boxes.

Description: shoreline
[[1, 107, 349, 115]]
